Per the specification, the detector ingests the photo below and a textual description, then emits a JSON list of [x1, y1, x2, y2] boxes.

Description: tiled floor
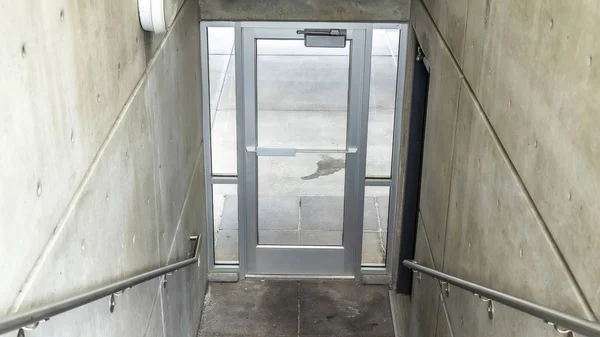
[[207, 27, 399, 266], [214, 195, 389, 264], [198, 280, 395, 337]]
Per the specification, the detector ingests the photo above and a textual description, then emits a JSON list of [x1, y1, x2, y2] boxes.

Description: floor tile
[[257, 110, 347, 148], [258, 196, 300, 230], [209, 55, 232, 113], [363, 197, 379, 231], [377, 196, 390, 230], [299, 230, 343, 246], [370, 56, 398, 111], [198, 281, 298, 336], [219, 196, 238, 230], [362, 232, 385, 265], [255, 55, 350, 111], [215, 229, 238, 263], [386, 29, 400, 56], [372, 29, 393, 56], [211, 109, 238, 175], [259, 230, 300, 245], [300, 196, 344, 231], [366, 111, 395, 177], [299, 281, 394, 336], [217, 56, 237, 110]]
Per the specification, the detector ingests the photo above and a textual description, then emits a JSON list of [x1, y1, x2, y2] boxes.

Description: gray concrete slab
[[208, 55, 231, 113], [408, 217, 440, 337], [258, 155, 347, 196], [386, 29, 401, 57], [363, 197, 380, 231], [414, 15, 462, 268], [211, 109, 238, 175], [299, 281, 394, 336], [1, 2, 206, 336], [370, 56, 399, 111], [215, 229, 239, 263], [256, 55, 350, 112], [257, 110, 347, 148], [362, 232, 385, 265], [216, 56, 237, 111], [443, 83, 590, 317], [148, 3, 203, 265], [300, 196, 344, 231], [461, 0, 600, 315], [366, 111, 395, 177], [434, 296, 453, 337], [420, 0, 468, 65], [258, 196, 300, 230], [259, 230, 300, 245], [1, 0, 148, 311], [377, 195, 390, 229], [199, 280, 394, 337], [199, 280, 299, 337], [372, 29, 395, 56], [299, 230, 343, 246], [218, 196, 239, 230], [199, 0, 410, 22]]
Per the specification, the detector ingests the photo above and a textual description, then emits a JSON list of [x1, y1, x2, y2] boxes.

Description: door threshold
[[245, 274, 355, 280]]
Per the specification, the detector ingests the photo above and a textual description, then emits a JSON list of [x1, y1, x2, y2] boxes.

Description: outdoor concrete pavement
[[207, 27, 398, 265]]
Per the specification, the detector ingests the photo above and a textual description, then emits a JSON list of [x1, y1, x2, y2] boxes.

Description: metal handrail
[[0, 235, 201, 335], [404, 260, 600, 337]]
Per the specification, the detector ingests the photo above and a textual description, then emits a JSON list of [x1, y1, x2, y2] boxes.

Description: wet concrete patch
[[198, 280, 298, 336], [301, 155, 345, 180], [299, 281, 394, 336], [198, 280, 393, 337]]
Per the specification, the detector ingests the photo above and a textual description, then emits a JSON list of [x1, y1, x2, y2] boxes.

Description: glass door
[[241, 25, 369, 276]]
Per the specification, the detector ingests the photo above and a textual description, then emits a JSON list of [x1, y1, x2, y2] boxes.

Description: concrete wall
[[198, 0, 410, 21], [406, 0, 600, 335], [0, 0, 207, 336]]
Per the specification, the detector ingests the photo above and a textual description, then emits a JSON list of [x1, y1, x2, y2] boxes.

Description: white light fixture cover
[[138, 0, 167, 34]]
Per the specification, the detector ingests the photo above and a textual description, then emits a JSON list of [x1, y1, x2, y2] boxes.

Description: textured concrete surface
[[462, 0, 600, 316], [416, 17, 461, 269], [199, 0, 410, 22], [0, 0, 206, 336], [0, 0, 146, 313], [198, 280, 394, 337], [408, 217, 440, 337], [403, 0, 600, 335], [391, 28, 416, 289]]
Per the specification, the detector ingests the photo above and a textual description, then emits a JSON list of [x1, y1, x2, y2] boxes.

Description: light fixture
[[138, 0, 167, 34]]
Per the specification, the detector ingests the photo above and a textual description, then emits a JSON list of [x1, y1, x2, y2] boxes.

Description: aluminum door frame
[[239, 23, 372, 277]]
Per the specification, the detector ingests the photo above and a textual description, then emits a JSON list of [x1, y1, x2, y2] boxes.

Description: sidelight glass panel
[[366, 28, 400, 177], [207, 27, 237, 175]]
